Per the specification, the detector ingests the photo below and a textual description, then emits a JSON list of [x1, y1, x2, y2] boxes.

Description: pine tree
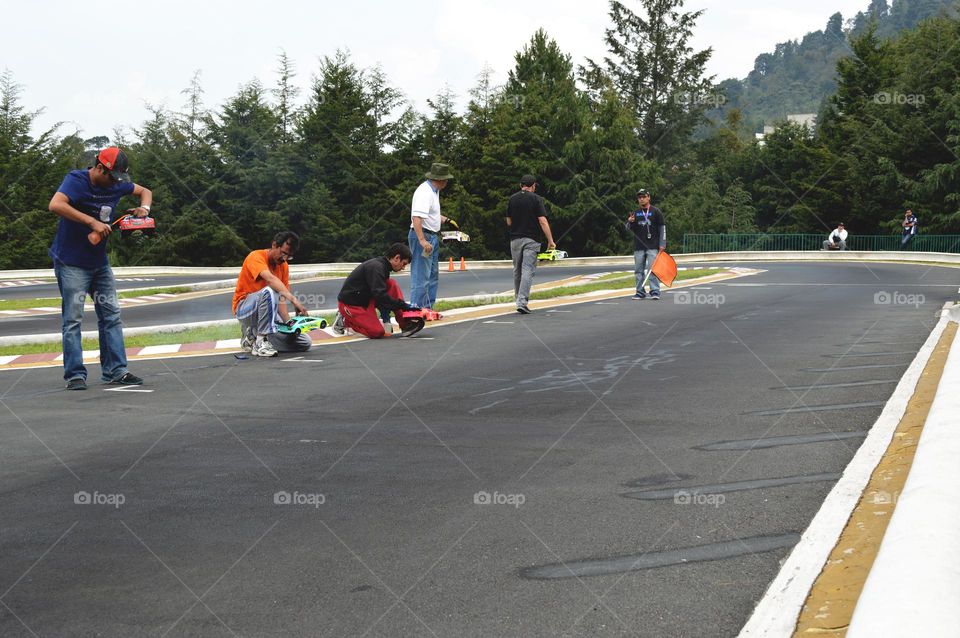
[[584, 0, 714, 160]]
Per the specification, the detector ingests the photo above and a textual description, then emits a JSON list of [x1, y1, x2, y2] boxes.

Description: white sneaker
[[252, 336, 278, 357], [333, 312, 345, 335]]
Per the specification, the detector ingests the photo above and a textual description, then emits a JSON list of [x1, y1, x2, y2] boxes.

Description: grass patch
[[0, 268, 725, 356], [433, 268, 718, 310]]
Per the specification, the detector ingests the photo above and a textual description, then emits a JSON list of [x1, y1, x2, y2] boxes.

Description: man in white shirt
[[823, 222, 848, 250], [408, 162, 453, 311]]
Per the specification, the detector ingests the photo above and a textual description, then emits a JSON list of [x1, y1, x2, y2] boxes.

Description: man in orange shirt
[[232, 231, 309, 357]]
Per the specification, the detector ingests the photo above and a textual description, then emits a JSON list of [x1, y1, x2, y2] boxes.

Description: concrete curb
[[737, 304, 958, 637], [847, 306, 960, 637]]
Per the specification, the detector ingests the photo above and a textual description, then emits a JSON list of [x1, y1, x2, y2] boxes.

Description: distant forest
[[716, 0, 957, 131], [1, 0, 959, 268]]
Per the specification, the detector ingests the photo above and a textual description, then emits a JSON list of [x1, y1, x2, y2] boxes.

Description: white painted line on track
[[137, 344, 182, 356], [483, 320, 514, 324], [0, 356, 19, 365], [104, 386, 154, 393]]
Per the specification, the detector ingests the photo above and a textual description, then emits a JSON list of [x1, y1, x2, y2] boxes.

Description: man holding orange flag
[[626, 189, 667, 300]]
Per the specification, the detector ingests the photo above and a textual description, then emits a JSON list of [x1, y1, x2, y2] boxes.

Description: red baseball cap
[[95, 147, 131, 183]]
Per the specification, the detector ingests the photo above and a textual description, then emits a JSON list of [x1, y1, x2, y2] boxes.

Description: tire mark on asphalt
[[520, 534, 800, 579], [744, 401, 885, 416], [695, 431, 867, 451], [620, 473, 840, 500]]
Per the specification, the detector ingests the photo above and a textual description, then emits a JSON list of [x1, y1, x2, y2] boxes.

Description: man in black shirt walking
[[506, 175, 556, 314]]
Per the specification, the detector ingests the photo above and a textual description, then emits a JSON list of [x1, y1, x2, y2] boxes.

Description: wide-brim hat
[[425, 163, 454, 180]]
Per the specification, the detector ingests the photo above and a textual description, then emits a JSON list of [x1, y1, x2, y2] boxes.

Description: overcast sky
[[4, 0, 869, 140]]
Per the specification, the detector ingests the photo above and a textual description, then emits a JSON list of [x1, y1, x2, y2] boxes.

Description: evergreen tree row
[[1, 1, 959, 269]]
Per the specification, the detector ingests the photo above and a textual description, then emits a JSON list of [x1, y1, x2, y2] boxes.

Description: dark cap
[[636, 189, 650, 197], [95, 147, 131, 183], [520, 174, 537, 186]]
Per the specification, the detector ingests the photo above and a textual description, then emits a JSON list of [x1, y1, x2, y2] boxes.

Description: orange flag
[[650, 251, 678, 287]]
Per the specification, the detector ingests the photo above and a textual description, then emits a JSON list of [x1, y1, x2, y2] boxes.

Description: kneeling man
[[232, 231, 310, 356], [335, 243, 418, 338]]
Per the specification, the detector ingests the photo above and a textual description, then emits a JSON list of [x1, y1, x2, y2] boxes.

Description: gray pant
[[236, 288, 312, 352], [634, 249, 660, 294], [823, 239, 846, 250], [511, 237, 540, 308]]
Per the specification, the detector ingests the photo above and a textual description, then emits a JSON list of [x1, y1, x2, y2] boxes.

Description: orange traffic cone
[[448, 257, 454, 272], [460, 256, 467, 271]]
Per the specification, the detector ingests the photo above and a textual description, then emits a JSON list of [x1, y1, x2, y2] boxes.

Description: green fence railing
[[680, 234, 960, 254]]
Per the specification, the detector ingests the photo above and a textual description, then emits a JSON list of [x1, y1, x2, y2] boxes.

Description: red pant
[[338, 278, 406, 338]]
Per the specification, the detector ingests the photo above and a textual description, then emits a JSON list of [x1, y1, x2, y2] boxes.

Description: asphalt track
[[0, 261, 956, 637], [0, 265, 616, 337]]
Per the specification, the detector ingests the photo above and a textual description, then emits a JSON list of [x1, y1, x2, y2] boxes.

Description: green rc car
[[537, 248, 569, 261], [276, 316, 328, 335]]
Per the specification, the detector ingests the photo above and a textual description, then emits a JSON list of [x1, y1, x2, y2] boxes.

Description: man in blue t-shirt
[[48, 147, 153, 390]]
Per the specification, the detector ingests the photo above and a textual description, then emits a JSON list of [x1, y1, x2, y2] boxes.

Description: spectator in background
[[901, 210, 918, 249], [823, 222, 848, 250]]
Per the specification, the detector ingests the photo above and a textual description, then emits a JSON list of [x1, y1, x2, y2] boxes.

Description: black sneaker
[[631, 292, 646, 300], [66, 378, 87, 391], [517, 306, 531, 314], [650, 292, 661, 300], [109, 372, 143, 386]]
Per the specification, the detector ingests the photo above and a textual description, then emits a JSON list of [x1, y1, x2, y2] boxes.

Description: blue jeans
[[634, 249, 660, 294], [408, 228, 439, 308], [900, 234, 915, 249], [55, 261, 128, 382]]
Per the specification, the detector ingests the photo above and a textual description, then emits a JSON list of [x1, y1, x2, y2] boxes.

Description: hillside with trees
[[717, 0, 956, 132]]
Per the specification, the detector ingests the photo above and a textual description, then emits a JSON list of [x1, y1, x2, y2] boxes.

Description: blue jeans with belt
[[55, 260, 128, 382], [408, 228, 440, 308]]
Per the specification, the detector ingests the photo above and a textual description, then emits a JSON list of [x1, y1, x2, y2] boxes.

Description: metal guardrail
[[681, 234, 960, 253]]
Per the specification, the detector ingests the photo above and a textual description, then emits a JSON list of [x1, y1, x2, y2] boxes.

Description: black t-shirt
[[625, 206, 665, 251], [506, 190, 547, 240]]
